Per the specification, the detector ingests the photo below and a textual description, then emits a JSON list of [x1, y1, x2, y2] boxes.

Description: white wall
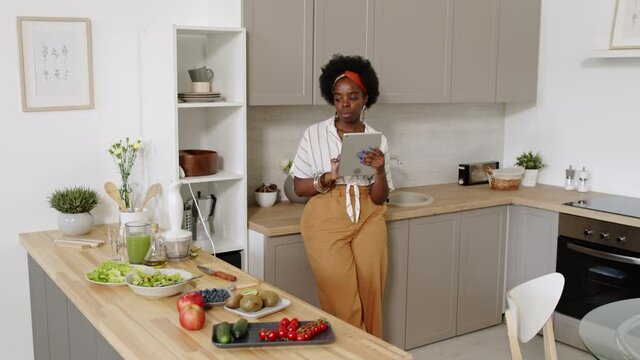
[[0, 1, 240, 358], [248, 104, 505, 200], [504, 0, 640, 197]]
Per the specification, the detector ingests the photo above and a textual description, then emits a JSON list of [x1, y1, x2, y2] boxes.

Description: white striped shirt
[[290, 117, 394, 221]]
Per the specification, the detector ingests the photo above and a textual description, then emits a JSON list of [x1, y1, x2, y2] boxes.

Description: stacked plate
[[178, 92, 222, 103]]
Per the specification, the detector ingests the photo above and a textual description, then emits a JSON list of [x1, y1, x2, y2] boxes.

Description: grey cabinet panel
[[496, 0, 541, 102], [457, 206, 507, 335], [507, 205, 558, 291], [29, 256, 50, 360], [68, 302, 97, 360], [373, 0, 454, 103], [313, 0, 374, 105], [451, 0, 500, 103], [45, 274, 70, 360], [383, 220, 409, 349], [245, 0, 313, 105], [265, 234, 321, 308], [406, 213, 460, 349]]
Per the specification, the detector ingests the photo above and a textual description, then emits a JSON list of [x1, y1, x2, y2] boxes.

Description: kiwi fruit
[[240, 294, 264, 312], [261, 290, 280, 307], [224, 293, 243, 309]]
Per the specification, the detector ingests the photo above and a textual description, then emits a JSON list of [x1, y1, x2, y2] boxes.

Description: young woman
[[290, 54, 393, 337]]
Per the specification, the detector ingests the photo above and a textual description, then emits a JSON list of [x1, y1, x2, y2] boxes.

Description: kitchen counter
[[249, 183, 640, 236], [20, 227, 411, 359]]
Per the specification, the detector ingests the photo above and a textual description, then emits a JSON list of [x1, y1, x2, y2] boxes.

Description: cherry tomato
[[280, 317, 290, 327], [287, 323, 298, 332], [287, 331, 297, 341], [296, 332, 305, 341], [278, 328, 287, 339], [313, 325, 320, 335], [267, 330, 277, 342], [319, 322, 328, 331], [290, 318, 299, 327], [303, 331, 311, 341], [259, 329, 267, 341]]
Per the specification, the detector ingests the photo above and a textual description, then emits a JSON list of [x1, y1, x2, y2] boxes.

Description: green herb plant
[[48, 186, 100, 214], [515, 151, 546, 170]]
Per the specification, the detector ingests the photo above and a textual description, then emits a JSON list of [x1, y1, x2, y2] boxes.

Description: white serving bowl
[[125, 267, 193, 299], [255, 191, 277, 207]]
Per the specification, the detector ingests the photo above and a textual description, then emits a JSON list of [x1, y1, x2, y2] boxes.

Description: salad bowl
[[125, 268, 193, 299]]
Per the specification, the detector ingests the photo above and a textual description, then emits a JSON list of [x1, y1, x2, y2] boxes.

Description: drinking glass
[[125, 221, 151, 264], [108, 225, 124, 261]]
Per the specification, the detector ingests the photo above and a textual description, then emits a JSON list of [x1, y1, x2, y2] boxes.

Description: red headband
[[333, 71, 367, 95]]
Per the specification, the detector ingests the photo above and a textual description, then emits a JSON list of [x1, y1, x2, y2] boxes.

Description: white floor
[[409, 324, 592, 360]]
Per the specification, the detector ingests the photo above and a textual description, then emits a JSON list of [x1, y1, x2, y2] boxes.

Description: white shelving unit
[[588, 49, 640, 58], [141, 25, 247, 266]]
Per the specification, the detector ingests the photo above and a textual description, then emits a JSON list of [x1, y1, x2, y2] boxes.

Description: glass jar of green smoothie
[[125, 221, 151, 264]]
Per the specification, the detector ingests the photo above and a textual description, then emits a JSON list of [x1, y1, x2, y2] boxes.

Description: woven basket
[[487, 167, 524, 191]]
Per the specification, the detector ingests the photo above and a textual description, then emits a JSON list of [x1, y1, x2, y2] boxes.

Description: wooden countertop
[[249, 183, 640, 236], [20, 227, 411, 359]]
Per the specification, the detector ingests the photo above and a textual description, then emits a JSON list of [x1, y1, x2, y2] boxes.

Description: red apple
[[176, 291, 205, 312], [179, 304, 205, 330]]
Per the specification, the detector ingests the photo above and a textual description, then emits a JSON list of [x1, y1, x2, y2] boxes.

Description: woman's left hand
[[362, 147, 385, 174]]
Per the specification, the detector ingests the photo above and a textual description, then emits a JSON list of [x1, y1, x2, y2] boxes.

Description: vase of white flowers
[[280, 159, 309, 204], [108, 137, 142, 211]]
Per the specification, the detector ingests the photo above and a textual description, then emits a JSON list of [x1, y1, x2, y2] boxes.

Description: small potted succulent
[[515, 151, 546, 187], [49, 186, 100, 235]]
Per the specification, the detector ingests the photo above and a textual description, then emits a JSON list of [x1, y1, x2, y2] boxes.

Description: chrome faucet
[[389, 155, 403, 166]]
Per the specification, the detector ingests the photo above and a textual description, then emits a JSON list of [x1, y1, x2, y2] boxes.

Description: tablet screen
[[339, 132, 382, 177]]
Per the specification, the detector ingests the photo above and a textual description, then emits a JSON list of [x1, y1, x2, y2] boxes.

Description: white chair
[[505, 272, 565, 360]]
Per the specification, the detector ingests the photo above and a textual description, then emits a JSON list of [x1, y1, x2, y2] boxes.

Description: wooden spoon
[[104, 181, 127, 211], [139, 183, 162, 210]]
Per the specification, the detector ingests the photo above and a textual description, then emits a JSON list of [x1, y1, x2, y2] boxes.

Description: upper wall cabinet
[[373, 0, 454, 103], [245, 0, 541, 105], [244, 0, 313, 105]]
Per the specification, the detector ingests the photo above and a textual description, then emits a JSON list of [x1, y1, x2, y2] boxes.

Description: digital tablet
[[339, 132, 382, 177]]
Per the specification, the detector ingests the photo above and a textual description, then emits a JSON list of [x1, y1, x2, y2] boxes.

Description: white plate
[[178, 92, 221, 96], [181, 98, 223, 103], [85, 264, 152, 287], [224, 298, 291, 319]]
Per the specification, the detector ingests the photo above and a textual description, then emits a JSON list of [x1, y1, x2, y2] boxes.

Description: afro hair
[[319, 54, 380, 108]]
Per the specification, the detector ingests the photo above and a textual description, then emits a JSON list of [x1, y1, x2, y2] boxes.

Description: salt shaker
[[564, 165, 575, 191], [577, 167, 589, 193]]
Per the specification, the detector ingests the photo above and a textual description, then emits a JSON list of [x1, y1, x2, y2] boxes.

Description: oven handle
[[567, 242, 640, 265]]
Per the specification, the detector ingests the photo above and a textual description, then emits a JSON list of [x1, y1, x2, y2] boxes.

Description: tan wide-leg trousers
[[300, 185, 388, 338]]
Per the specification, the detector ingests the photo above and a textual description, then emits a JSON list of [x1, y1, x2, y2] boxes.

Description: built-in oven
[[556, 217, 640, 320]]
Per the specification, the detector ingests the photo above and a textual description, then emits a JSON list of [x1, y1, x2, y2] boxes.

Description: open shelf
[[178, 101, 243, 109], [181, 170, 244, 184]]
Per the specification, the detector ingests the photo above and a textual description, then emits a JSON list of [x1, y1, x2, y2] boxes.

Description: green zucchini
[[216, 321, 232, 344], [232, 318, 249, 339]]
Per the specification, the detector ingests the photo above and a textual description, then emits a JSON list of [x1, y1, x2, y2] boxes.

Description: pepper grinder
[[577, 166, 589, 193], [564, 165, 576, 191]]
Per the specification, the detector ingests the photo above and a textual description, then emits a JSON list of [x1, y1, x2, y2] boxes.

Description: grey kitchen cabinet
[[457, 206, 507, 335], [496, 0, 541, 102], [406, 213, 460, 349], [373, 0, 454, 103], [451, 0, 500, 103], [28, 256, 122, 360], [383, 220, 410, 349], [244, 0, 313, 105], [313, 0, 375, 104], [506, 205, 558, 292]]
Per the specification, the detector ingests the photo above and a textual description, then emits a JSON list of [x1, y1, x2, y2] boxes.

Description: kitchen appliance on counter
[[458, 161, 499, 186], [192, 192, 216, 252], [564, 165, 575, 191], [555, 198, 640, 349]]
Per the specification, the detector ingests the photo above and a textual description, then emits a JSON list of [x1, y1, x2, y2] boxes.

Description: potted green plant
[[49, 186, 100, 235], [515, 151, 546, 187]]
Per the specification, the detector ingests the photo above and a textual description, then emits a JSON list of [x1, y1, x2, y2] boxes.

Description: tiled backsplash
[[248, 103, 505, 202]]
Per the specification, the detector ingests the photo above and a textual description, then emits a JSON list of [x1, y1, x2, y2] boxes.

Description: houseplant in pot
[[515, 151, 545, 187], [48, 186, 100, 235], [281, 159, 309, 204]]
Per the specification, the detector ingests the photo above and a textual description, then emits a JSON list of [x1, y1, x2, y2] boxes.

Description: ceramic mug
[[188, 66, 214, 82], [191, 82, 212, 93]]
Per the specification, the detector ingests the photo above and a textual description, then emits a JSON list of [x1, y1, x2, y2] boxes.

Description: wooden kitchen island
[[20, 228, 411, 359]]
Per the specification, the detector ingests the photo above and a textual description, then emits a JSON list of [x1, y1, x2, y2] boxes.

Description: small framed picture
[[17, 17, 94, 112], [610, 0, 640, 49]]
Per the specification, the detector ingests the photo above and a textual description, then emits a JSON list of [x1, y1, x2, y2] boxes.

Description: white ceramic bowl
[[125, 267, 193, 299], [255, 191, 277, 207]]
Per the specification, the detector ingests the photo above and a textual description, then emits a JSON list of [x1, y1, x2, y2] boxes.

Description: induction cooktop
[[564, 195, 640, 219]]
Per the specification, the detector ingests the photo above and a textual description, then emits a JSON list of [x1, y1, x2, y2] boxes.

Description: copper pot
[[179, 150, 218, 177]]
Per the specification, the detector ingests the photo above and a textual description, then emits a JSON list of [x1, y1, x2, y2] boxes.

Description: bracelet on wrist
[[313, 173, 330, 194]]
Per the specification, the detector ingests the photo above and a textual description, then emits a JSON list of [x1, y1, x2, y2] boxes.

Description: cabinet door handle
[[567, 242, 640, 265]]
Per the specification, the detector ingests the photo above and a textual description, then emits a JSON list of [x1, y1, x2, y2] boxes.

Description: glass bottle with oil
[[144, 224, 168, 268]]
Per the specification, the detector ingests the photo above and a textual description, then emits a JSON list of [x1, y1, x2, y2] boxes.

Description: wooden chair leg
[[542, 317, 558, 360], [505, 309, 523, 360]]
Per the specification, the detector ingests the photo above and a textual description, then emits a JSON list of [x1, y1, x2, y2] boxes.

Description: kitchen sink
[[386, 191, 434, 208]]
